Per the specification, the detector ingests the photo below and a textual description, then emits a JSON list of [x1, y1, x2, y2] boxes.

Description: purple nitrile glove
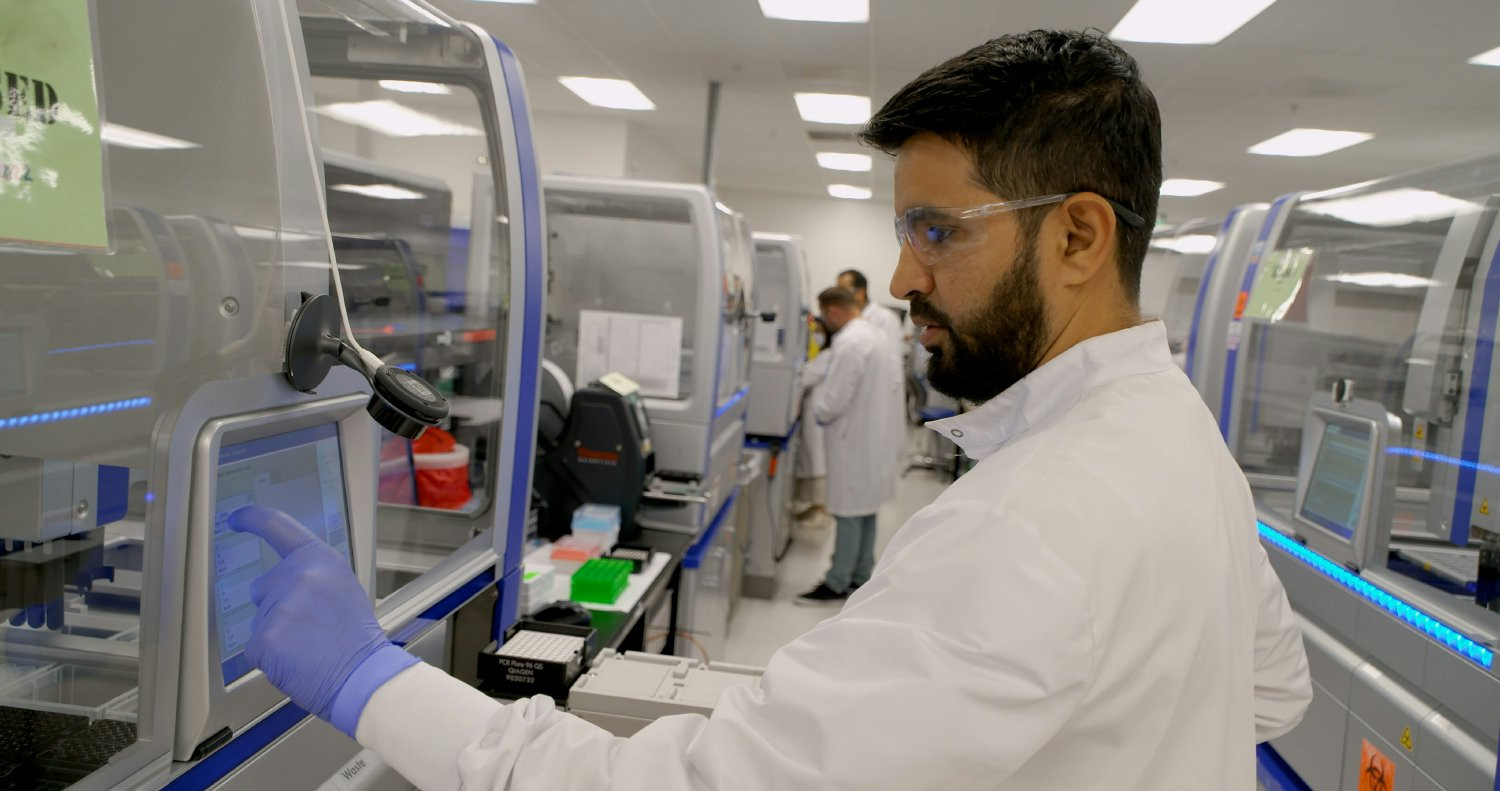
[[229, 506, 418, 737]]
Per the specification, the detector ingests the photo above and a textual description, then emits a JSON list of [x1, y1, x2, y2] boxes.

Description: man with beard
[[871, 28, 1312, 788], [222, 30, 1310, 791], [794, 286, 902, 606]]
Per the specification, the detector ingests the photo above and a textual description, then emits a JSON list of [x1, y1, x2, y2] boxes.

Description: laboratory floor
[[722, 446, 953, 667]]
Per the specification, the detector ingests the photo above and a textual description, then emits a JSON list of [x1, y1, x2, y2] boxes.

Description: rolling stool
[[903, 405, 958, 480]]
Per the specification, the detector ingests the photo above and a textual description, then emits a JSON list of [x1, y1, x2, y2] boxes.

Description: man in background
[[838, 269, 912, 467], [795, 286, 903, 605], [791, 314, 832, 529], [838, 269, 906, 364]]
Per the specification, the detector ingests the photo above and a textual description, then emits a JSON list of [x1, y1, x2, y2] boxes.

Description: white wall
[[624, 125, 699, 183], [531, 114, 698, 184], [532, 115, 629, 179], [716, 188, 901, 307]]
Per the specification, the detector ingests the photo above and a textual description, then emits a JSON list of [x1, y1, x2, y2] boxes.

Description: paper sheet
[[0, 0, 109, 250], [753, 320, 780, 354], [577, 309, 683, 398], [1243, 248, 1314, 321]]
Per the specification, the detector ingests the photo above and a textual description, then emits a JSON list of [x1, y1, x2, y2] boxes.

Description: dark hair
[[859, 29, 1161, 302], [818, 286, 859, 309], [838, 269, 868, 294]]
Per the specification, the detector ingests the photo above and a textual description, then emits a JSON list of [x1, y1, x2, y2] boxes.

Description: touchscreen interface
[[213, 423, 351, 684], [1299, 419, 1372, 541]]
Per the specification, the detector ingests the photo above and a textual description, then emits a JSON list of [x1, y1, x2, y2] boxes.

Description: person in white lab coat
[[836, 269, 910, 467], [792, 317, 832, 525], [230, 29, 1310, 791], [837, 268, 905, 365], [793, 286, 903, 606]]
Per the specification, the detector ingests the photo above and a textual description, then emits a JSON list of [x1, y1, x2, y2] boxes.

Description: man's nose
[[889, 244, 932, 301]]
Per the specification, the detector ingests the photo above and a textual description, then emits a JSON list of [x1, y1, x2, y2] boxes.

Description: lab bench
[[484, 527, 695, 703]]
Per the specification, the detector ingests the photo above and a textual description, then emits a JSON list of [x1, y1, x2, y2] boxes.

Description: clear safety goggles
[[893, 192, 1146, 268]]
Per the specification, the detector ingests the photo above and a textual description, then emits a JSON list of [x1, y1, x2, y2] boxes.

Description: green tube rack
[[570, 558, 633, 604]]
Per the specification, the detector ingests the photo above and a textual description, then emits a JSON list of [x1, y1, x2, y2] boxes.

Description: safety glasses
[[894, 192, 1146, 268]]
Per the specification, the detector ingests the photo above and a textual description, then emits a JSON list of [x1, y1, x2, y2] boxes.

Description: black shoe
[[794, 583, 849, 607]]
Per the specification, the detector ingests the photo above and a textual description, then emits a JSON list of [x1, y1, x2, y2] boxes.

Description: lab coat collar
[[924, 321, 1173, 460]]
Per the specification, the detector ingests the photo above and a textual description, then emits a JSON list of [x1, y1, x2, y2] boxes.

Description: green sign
[[0, 0, 108, 250], [1243, 247, 1315, 321]]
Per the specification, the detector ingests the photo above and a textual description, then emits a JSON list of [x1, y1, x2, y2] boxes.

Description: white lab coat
[[795, 353, 830, 479], [862, 301, 906, 371], [808, 316, 902, 517], [354, 320, 1310, 791], [861, 303, 910, 468]]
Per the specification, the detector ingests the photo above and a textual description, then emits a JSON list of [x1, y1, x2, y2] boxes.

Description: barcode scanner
[[283, 291, 448, 440]]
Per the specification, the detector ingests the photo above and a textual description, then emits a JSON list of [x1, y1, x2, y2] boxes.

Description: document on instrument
[[577, 309, 683, 399], [753, 320, 780, 354]]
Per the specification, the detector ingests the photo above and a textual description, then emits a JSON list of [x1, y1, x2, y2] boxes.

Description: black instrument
[[534, 374, 655, 541]]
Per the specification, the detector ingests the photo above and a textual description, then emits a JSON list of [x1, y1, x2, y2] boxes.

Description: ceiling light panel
[[100, 123, 199, 150], [1322, 272, 1440, 289], [392, 0, 450, 26], [1248, 128, 1372, 157], [1110, 0, 1279, 45], [558, 77, 655, 111], [316, 100, 483, 137], [1468, 46, 1500, 66], [816, 152, 872, 172], [795, 93, 870, 125], [1155, 234, 1218, 254], [758, 0, 867, 23], [1160, 178, 1225, 197], [331, 183, 426, 200], [378, 80, 452, 95], [1303, 189, 1476, 227], [828, 184, 871, 200]]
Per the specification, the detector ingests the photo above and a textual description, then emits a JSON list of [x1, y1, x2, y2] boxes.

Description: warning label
[[1358, 739, 1394, 791]]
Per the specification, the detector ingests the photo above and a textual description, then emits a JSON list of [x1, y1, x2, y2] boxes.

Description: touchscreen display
[[1299, 419, 1372, 541], [213, 423, 352, 684]]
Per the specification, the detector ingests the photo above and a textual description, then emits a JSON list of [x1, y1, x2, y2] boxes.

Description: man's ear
[[1052, 193, 1117, 288]]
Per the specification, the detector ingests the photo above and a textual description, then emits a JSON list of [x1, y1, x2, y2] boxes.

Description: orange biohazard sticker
[[1358, 739, 1395, 791], [1233, 291, 1250, 320]]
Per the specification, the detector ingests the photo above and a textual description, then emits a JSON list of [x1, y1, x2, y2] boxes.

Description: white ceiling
[[429, 0, 1500, 225]]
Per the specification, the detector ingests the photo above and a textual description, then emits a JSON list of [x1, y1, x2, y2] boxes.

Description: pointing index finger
[[228, 505, 320, 558]]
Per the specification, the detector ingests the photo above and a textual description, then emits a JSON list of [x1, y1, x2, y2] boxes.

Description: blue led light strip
[[714, 385, 750, 420], [1258, 522, 1494, 669], [1389, 446, 1500, 479], [45, 339, 155, 355], [0, 397, 152, 431]]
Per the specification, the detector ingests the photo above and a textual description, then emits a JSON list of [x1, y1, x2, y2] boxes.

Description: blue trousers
[[824, 513, 877, 594]]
